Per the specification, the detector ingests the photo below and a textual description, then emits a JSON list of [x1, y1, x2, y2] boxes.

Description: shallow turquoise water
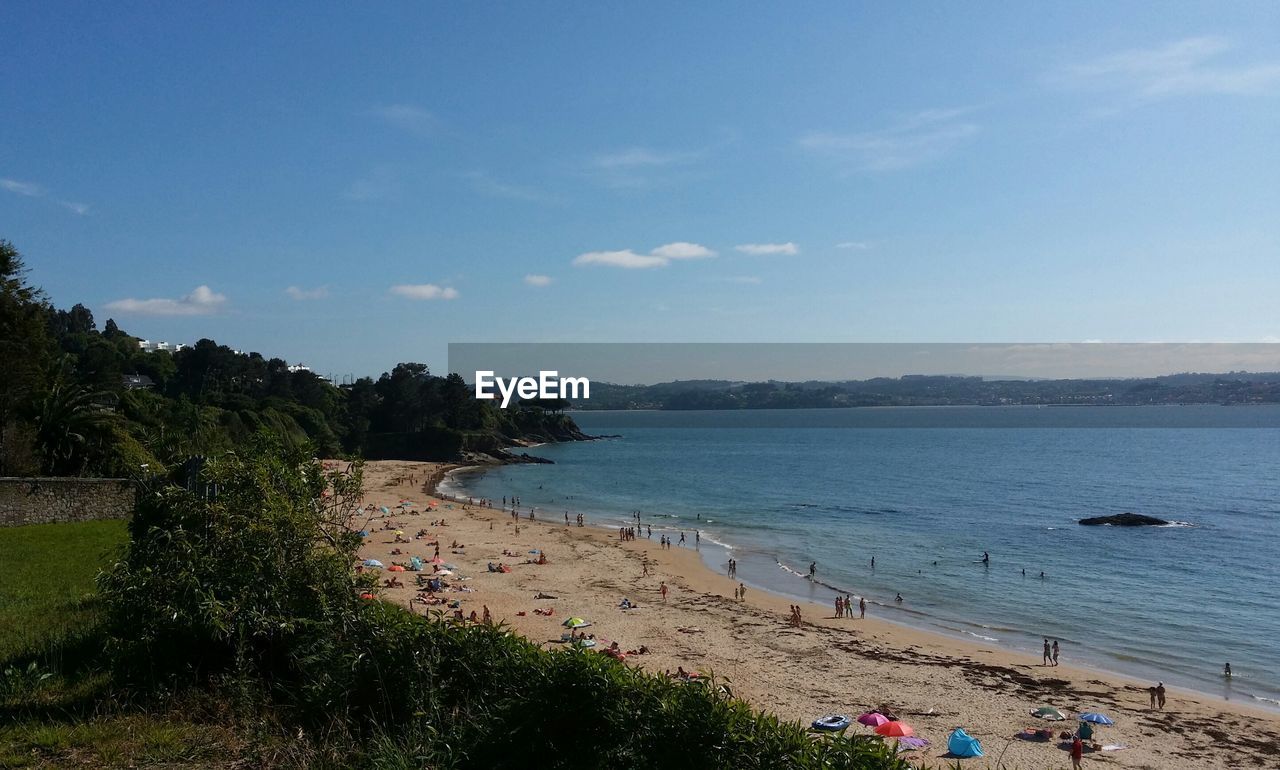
[[444, 405, 1280, 708]]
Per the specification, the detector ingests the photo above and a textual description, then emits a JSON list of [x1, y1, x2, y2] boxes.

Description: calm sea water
[[443, 406, 1280, 708]]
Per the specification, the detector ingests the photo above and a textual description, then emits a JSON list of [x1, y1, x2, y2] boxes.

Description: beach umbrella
[[1031, 706, 1067, 721], [563, 617, 590, 628], [896, 737, 929, 750], [435, 569, 453, 576], [387, 565, 406, 572], [357, 530, 368, 538], [858, 712, 890, 728], [380, 506, 390, 514], [874, 721, 915, 738], [362, 559, 384, 568], [1079, 713, 1115, 725]]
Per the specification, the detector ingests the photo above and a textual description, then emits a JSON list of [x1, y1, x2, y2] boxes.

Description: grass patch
[[0, 519, 128, 662], [0, 713, 251, 768]]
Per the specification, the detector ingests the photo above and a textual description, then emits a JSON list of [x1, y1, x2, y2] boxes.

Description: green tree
[[0, 240, 53, 474], [31, 365, 119, 475]]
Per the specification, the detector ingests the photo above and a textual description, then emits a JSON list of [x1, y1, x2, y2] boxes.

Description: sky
[[3, 2, 1279, 379]]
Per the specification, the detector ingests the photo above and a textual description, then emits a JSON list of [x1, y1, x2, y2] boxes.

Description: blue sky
[[3, 2, 1279, 378]]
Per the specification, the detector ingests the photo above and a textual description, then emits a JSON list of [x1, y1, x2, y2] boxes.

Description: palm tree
[[32, 379, 118, 476]]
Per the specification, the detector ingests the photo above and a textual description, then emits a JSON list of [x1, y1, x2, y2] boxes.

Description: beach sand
[[352, 459, 1280, 769]]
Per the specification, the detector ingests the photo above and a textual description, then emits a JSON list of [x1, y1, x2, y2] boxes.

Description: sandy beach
[[352, 459, 1280, 769]]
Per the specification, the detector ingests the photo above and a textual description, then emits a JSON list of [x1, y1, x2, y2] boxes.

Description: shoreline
[[438, 463, 1278, 717], [358, 459, 1280, 768]]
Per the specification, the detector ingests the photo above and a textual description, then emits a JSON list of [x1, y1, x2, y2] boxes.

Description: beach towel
[[947, 728, 983, 758]]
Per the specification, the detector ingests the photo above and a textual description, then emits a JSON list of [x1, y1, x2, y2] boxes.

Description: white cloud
[[2, 177, 89, 215], [390, 283, 459, 300], [735, 242, 799, 256], [344, 165, 398, 201], [464, 171, 552, 203], [586, 146, 702, 189], [524, 274, 553, 287], [573, 250, 668, 269], [1, 178, 44, 197], [1056, 37, 1280, 98], [650, 241, 716, 260], [836, 241, 871, 250], [105, 285, 227, 316], [285, 286, 329, 301], [372, 103, 438, 135], [799, 108, 979, 171], [592, 147, 694, 169]]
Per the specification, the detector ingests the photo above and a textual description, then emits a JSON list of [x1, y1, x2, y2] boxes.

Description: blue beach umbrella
[[1079, 713, 1114, 725], [362, 559, 385, 568]]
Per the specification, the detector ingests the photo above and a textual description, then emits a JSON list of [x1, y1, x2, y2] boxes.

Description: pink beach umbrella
[[858, 712, 890, 728], [430, 555, 444, 565]]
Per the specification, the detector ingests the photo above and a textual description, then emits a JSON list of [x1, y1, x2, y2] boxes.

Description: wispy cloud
[[390, 283, 459, 300], [285, 286, 329, 301], [573, 241, 717, 269], [586, 146, 702, 189], [836, 241, 872, 250], [798, 108, 979, 171], [463, 171, 554, 203], [524, 274, 553, 287], [724, 275, 762, 284], [105, 285, 227, 316], [372, 103, 439, 136], [1, 178, 44, 197], [2, 177, 89, 215], [1054, 37, 1280, 98], [735, 242, 799, 256], [573, 250, 669, 269], [345, 165, 397, 201], [650, 242, 716, 260]]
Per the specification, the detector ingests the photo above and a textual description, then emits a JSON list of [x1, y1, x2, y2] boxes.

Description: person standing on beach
[[1148, 684, 1158, 709], [660, 581, 668, 601], [1070, 735, 1084, 769], [679, 532, 686, 546], [1043, 638, 1052, 666], [809, 561, 816, 579], [1156, 682, 1166, 709], [1052, 640, 1060, 666], [859, 596, 866, 619], [834, 596, 843, 618], [738, 582, 746, 601]]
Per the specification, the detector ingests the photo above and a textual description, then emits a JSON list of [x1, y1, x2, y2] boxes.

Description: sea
[[440, 405, 1280, 710]]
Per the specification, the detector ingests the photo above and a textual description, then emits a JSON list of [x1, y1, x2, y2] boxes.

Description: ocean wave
[[1157, 521, 1195, 528], [1252, 695, 1280, 707], [965, 631, 999, 642]]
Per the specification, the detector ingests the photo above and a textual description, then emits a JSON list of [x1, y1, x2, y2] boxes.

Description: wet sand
[[353, 459, 1280, 769]]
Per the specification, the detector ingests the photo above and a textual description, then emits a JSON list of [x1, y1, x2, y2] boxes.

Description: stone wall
[[0, 477, 136, 528]]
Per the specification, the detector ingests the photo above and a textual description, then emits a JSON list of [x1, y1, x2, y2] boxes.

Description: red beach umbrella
[[874, 721, 915, 738]]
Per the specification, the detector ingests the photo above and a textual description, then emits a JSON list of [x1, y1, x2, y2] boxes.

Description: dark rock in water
[[1078, 512, 1169, 527]]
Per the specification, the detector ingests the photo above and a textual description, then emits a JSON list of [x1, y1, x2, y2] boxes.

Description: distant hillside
[[572, 372, 1280, 410]]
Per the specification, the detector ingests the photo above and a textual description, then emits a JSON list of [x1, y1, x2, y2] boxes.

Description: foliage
[[0, 238, 584, 478]]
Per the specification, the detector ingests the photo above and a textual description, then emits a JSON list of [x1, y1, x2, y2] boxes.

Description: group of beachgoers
[[834, 594, 867, 619], [658, 532, 688, 549]]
